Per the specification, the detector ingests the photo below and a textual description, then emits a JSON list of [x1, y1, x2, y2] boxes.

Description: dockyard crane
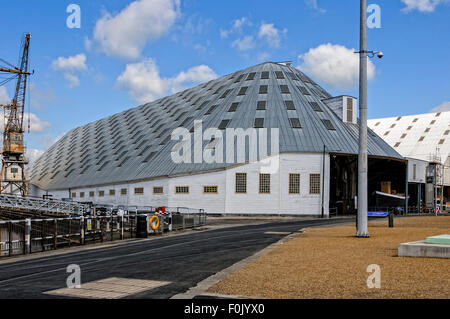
[[0, 33, 32, 196]]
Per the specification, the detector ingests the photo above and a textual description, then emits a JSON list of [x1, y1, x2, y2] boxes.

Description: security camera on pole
[[355, 0, 383, 238]]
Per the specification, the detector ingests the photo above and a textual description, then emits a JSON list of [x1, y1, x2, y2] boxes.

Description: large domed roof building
[[29, 62, 405, 216]]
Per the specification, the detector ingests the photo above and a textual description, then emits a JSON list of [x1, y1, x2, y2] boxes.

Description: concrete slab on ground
[[398, 240, 450, 259]]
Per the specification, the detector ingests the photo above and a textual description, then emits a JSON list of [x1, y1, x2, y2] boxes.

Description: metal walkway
[[0, 195, 90, 216]]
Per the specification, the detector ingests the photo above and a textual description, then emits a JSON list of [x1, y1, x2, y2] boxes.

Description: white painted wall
[[406, 157, 427, 184], [30, 152, 330, 216]]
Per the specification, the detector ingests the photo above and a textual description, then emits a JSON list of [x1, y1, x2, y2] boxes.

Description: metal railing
[[0, 209, 207, 258], [0, 194, 90, 216]]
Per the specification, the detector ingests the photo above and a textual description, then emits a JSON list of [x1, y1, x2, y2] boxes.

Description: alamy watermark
[[66, 4, 81, 29], [66, 264, 81, 289], [170, 120, 280, 173], [367, 4, 381, 29], [366, 264, 381, 289]]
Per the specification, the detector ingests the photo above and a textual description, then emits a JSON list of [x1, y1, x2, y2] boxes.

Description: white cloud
[[430, 101, 450, 113], [93, 0, 180, 59], [258, 23, 286, 48], [52, 54, 87, 71], [117, 58, 217, 104], [401, 0, 449, 12], [305, 0, 326, 13], [0, 86, 10, 105], [297, 43, 376, 90], [231, 36, 255, 51], [52, 53, 87, 88], [27, 149, 45, 165], [0, 112, 50, 133], [170, 65, 218, 93], [220, 17, 252, 39]]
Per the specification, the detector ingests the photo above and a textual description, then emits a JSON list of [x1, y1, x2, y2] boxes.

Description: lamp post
[[356, 0, 370, 237]]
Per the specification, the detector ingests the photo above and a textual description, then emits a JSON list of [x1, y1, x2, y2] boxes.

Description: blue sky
[[0, 0, 449, 161]]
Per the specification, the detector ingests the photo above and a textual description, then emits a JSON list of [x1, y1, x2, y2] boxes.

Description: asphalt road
[[0, 218, 353, 299]]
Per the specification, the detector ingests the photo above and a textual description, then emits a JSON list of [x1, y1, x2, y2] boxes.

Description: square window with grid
[[134, 187, 144, 195], [235, 173, 247, 193], [290, 118, 302, 129], [121, 188, 127, 195], [259, 174, 271, 194], [89, 191, 95, 197], [203, 186, 218, 194], [238, 87, 248, 96], [175, 186, 189, 194], [109, 189, 116, 196], [257, 101, 267, 110], [280, 85, 290, 94], [285, 100, 295, 110], [261, 71, 270, 79], [254, 118, 264, 128], [80, 192, 85, 198], [229, 102, 239, 112], [289, 174, 300, 194], [71, 193, 76, 198], [309, 174, 321, 194], [153, 187, 164, 194], [99, 191, 105, 197], [259, 85, 268, 94]]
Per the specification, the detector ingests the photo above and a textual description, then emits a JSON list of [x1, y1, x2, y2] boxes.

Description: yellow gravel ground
[[209, 216, 450, 299]]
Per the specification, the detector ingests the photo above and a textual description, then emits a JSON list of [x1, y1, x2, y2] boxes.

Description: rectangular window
[[235, 173, 247, 193], [72, 193, 76, 198], [203, 186, 218, 194], [257, 101, 266, 110], [394, 142, 401, 147], [99, 190, 105, 197], [205, 105, 217, 115], [275, 71, 285, 79], [121, 188, 127, 195], [280, 85, 290, 94], [175, 186, 189, 194], [259, 85, 268, 94], [246, 72, 256, 81], [261, 71, 269, 79], [322, 119, 336, 131], [285, 100, 295, 110], [259, 174, 271, 194], [289, 174, 301, 194], [229, 102, 239, 112], [413, 164, 417, 180], [418, 136, 425, 142], [309, 174, 321, 194], [134, 187, 144, 195], [219, 120, 230, 130], [153, 187, 164, 194], [439, 139, 445, 145], [298, 86, 310, 95], [237, 87, 248, 96], [89, 191, 95, 197], [80, 192, 85, 198], [254, 118, 264, 128], [290, 118, 302, 129], [309, 102, 323, 112], [109, 189, 116, 196]]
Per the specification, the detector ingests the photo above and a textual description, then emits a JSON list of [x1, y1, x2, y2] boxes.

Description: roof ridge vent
[[277, 61, 292, 67]]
